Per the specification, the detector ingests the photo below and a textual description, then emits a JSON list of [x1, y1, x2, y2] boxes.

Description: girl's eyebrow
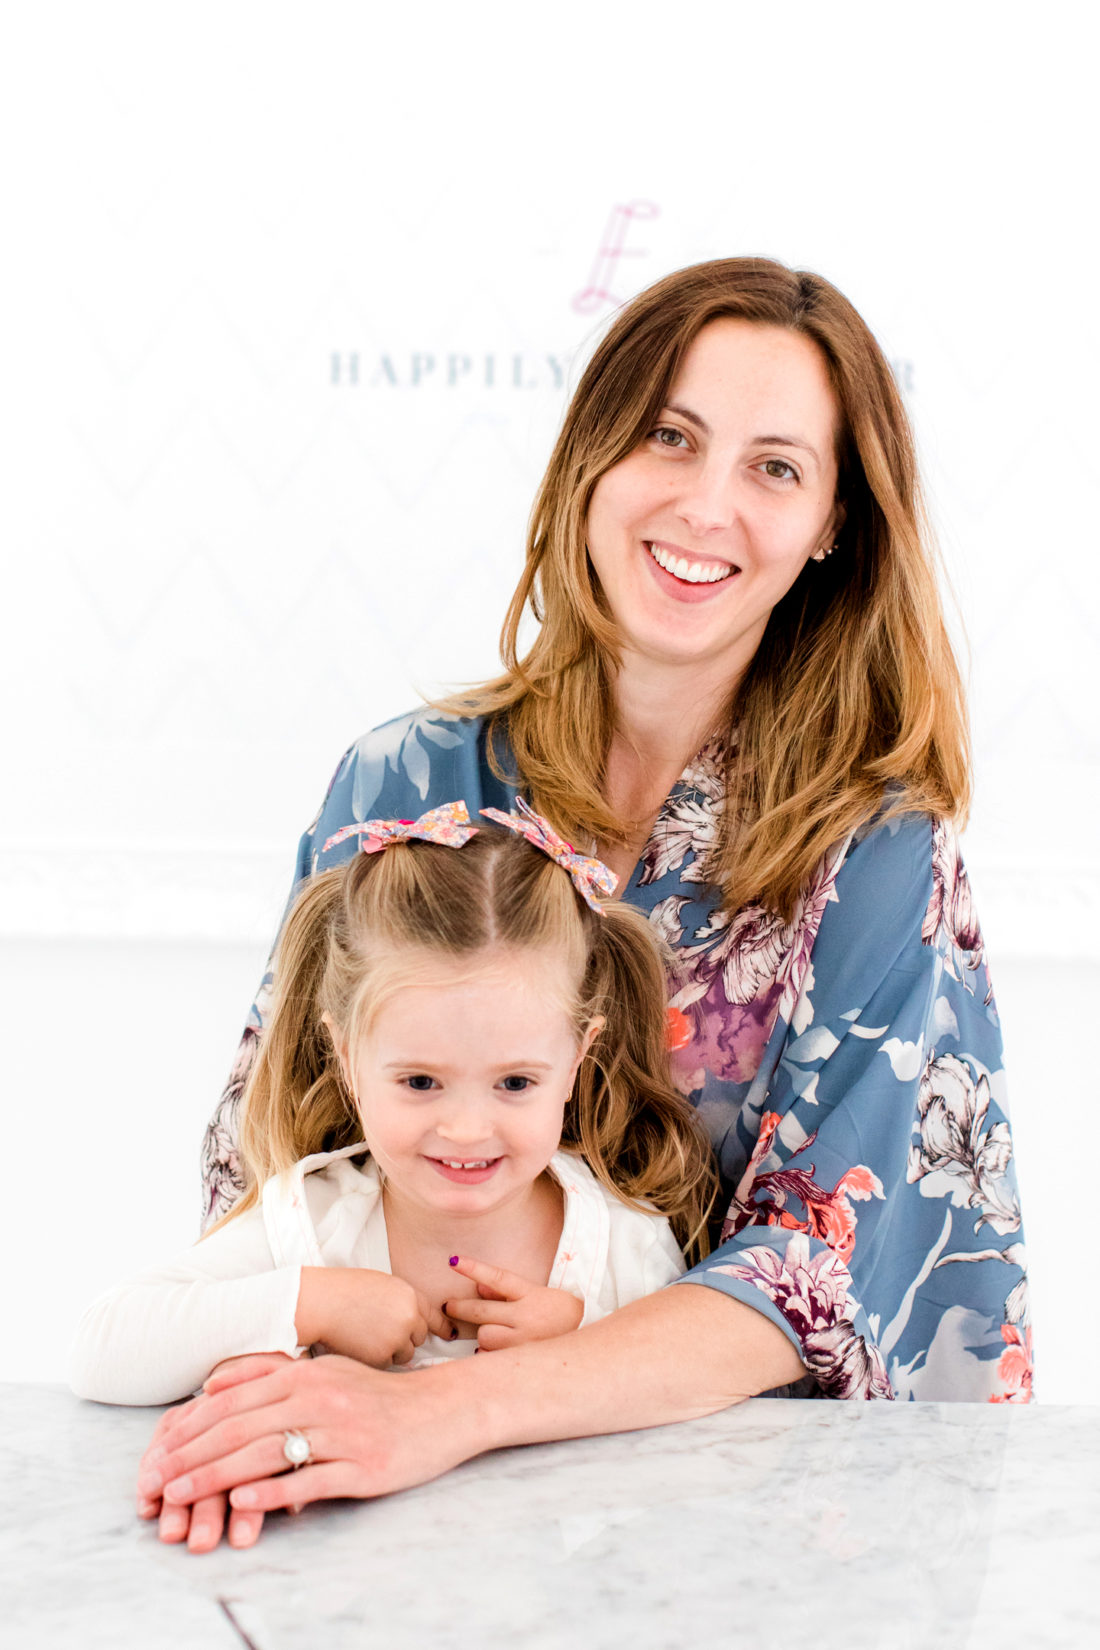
[[380, 1058, 556, 1072], [663, 403, 821, 464]]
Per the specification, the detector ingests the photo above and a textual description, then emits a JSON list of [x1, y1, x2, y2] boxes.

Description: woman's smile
[[644, 539, 738, 600]]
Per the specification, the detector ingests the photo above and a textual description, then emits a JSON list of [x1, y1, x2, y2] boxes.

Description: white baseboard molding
[[1, 847, 1096, 960]]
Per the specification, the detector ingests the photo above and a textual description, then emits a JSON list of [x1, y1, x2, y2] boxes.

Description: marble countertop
[[6, 1384, 1100, 1650]]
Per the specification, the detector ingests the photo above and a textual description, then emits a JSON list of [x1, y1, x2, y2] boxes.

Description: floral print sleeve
[[674, 812, 1030, 1402]]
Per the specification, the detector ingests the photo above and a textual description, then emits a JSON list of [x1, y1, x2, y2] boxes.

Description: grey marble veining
[[6, 1383, 1100, 1650]]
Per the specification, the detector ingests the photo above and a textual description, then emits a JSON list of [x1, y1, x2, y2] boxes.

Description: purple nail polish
[[448, 1255, 459, 1267], [450, 1327, 459, 1340]]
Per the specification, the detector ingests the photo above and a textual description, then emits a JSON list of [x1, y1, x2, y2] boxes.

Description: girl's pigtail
[[210, 867, 360, 1232], [564, 904, 718, 1262]]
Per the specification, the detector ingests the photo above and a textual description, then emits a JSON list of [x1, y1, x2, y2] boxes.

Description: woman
[[140, 258, 1029, 1549]]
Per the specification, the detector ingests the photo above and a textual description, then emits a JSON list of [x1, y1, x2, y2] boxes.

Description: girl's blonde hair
[[220, 824, 718, 1258], [442, 256, 970, 920]]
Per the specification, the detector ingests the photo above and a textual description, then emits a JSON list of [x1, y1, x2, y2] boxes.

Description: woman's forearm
[[435, 1282, 806, 1457]]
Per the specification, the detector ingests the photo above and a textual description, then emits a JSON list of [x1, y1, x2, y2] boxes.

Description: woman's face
[[585, 318, 842, 681]]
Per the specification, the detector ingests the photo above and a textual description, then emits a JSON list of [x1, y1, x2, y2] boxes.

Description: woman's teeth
[[647, 543, 733, 584]]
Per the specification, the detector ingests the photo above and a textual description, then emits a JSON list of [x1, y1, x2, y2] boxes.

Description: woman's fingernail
[[450, 1327, 459, 1340], [145, 1445, 166, 1464], [137, 1471, 162, 1496], [448, 1255, 459, 1266], [232, 1486, 258, 1509], [164, 1475, 193, 1500]]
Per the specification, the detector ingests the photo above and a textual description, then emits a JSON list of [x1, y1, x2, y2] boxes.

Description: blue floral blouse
[[201, 708, 1031, 1403]]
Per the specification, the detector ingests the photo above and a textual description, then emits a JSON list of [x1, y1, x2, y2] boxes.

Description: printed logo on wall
[[330, 201, 661, 392], [329, 199, 915, 395], [571, 200, 660, 315]]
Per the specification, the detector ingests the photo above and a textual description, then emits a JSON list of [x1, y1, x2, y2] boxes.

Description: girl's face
[[343, 950, 596, 1220], [585, 318, 842, 681]]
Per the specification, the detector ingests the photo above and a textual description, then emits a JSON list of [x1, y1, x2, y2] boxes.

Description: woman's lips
[[644, 541, 740, 604], [425, 1157, 503, 1185]]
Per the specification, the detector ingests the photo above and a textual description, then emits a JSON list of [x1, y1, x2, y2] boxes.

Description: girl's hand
[[296, 1266, 453, 1367], [444, 1257, 584, 1350], [137, 1353, 293, 1551]]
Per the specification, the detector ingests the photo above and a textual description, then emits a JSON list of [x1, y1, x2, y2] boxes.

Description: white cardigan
[[70, 1147, 686, 1405]]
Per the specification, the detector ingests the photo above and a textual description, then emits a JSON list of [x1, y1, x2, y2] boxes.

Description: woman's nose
[[675, 459, 739, 536]]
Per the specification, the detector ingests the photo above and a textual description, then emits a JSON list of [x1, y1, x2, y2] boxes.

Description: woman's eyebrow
[[664, 401, 711, 435], [754, 433, 822, 464], [664, 404, 821, 465]]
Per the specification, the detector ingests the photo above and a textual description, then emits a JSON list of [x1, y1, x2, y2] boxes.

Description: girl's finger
[[425, 1302, 453, 1338], [477, 1324, 521, 1352], [449, 1256, 536, 1300], [444, 1296, 519, 1328]]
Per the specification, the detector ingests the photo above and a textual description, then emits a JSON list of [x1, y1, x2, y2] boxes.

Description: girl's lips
[[643, 542, 740, 604], [425, 1157, 503, 1185]]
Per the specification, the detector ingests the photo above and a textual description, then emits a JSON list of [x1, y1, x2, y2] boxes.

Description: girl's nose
[[434, 1106, 493, 1145]]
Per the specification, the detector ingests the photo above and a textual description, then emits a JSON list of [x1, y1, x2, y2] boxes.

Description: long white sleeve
[[69, 1204, 303, 1407]]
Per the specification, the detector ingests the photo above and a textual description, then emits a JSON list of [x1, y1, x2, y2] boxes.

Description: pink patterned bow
[[479, 797, 618, 914], [323, 801, 479, 856]]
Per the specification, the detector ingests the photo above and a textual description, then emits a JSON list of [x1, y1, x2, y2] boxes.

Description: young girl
[[71, 800, 717, 1407]]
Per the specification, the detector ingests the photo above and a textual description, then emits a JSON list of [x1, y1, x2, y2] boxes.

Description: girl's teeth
[[647, 543, 733, 584], [440, 1159, 489, 1169]]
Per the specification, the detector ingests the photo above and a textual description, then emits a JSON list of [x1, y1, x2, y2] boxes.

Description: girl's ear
[[321, 1011, 351, 1085], [568, 1014, 605, 1088]]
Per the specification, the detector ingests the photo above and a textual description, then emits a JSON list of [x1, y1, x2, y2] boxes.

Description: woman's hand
[[445, 1257, 584, 1349], [136, 1351, 486, 1524], [137, 1353, 294, 1551], [134, 1287, 802, 1551], [295, 1266, 453, 1366]]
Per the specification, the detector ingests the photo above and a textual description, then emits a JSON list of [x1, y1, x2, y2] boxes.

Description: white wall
[[3, 2, 1096, 1395]]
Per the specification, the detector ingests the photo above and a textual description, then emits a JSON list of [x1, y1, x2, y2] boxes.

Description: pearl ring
[[282, 1429, 313, 1469]]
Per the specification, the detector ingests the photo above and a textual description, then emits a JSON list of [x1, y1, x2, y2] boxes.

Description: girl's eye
[[760, 458, 798, 482], [404, 1074, 437, 1092], [650, 425, 688, 449], [499, 1075, 533, 1094]]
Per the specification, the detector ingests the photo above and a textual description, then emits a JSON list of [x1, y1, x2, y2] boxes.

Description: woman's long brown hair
[[440, 257, 969, 920], [214, 826, 717, 1259]]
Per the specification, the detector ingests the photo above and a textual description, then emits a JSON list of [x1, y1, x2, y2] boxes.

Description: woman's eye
[[499, 1075, 533, 1093], [404, 1074, 437, 1092], [761, 458, 798, 482], [650, 425, 687, 449]]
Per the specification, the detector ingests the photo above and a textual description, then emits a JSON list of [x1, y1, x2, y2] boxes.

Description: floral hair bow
[[480, 796, 618, 914], [323, 801, 479, 856]]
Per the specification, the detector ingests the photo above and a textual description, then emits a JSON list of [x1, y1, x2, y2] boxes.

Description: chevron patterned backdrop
[[4, 3, 1096, 957]]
